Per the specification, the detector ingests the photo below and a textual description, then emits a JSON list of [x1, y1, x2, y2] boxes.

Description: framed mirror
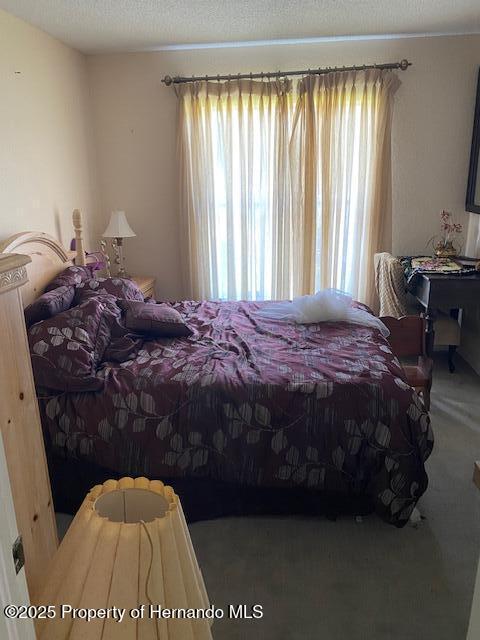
[[466, 68, 480, 214]]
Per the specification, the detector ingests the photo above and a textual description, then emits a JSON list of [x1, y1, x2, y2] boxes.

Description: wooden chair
[[380, 315, 433, 412]]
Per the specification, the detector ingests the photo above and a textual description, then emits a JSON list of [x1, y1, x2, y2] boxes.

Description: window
[[178, 71, 396, 306]]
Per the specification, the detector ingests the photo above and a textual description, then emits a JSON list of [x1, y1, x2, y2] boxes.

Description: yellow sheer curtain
[[177, 70, 398, 305], [290, 69, 399, 306], [177, 79, 293, 300]]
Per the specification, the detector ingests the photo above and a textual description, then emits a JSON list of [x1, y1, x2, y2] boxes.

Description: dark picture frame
[[466, 68, 480, 214]]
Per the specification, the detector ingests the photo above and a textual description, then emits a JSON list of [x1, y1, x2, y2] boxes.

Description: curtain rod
[[162, 58, 411, 86]]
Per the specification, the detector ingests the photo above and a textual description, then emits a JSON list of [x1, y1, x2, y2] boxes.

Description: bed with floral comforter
[[30, 292, 433, 527]]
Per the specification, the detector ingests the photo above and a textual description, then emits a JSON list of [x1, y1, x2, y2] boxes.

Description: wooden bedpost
[[72, 209, 86, 266], [0, 254, 58, 598]]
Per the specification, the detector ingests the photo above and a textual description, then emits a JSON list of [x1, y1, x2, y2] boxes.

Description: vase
[[434, 239, 458, 258]]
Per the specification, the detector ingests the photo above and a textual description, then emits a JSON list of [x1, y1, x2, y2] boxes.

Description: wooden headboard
[[0, 210, 85, 307]]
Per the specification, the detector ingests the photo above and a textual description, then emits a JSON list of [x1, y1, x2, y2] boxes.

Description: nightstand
[[131, 275, 156, 298]]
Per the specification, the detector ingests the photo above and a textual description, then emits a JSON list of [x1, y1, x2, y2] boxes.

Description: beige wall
[[0, 9, 99, 249], [88, 34, 480, 300], [1, 13, 479, 370]]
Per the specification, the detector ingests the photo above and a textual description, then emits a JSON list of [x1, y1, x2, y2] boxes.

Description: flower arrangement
[[434, 210, 462, 257]]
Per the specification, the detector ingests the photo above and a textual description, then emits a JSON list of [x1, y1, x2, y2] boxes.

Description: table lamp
[[102, 211, 136, 277], [34, 477, 213, 640]]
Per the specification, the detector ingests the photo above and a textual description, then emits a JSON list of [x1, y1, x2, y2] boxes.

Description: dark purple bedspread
[[38, 300, 433, 526]]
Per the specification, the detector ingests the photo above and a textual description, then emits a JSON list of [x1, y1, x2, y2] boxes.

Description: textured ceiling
[[1, 0, 479, 53]]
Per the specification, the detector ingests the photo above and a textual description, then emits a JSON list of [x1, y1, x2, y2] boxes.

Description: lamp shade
[[35, 478, 213, 640], [102, 211, 136, 238]]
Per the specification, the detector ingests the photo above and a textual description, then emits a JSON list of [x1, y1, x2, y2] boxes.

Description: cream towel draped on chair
[[374, 252, 409, 317]]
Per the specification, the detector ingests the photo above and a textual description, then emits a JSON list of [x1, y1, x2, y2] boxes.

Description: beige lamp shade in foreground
[[35, 477, 213, 640], [102, 211, 136, 276]]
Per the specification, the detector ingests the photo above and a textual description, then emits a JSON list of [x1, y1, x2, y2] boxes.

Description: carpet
[[188, 354, 480, 640], [56, 354, 480, 639]]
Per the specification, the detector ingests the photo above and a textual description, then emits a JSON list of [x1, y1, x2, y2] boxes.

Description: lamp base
[[112, 237, 130, 278]]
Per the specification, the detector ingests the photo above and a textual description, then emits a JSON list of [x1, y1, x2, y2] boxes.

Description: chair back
[[380, 315, 427, 358]]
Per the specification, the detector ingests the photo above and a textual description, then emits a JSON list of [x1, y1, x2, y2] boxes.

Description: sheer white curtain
[[177, 79, 294, 300], [290, 70, 399, 306], [177, 70, 398, 306]]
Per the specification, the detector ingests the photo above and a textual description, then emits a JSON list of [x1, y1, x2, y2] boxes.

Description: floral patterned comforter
[[38, 299, 433, 526]]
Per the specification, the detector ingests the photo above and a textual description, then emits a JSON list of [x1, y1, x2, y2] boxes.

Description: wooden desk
[[409, 271, 480, 363], [411, 271, 480, 312]]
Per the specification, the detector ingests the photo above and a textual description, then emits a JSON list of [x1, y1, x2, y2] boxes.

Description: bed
[[0, 215, 434, 527]]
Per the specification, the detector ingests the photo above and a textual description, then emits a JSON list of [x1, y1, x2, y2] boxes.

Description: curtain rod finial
[[162, 75, 173, 86], [399, 59, 410, 71]]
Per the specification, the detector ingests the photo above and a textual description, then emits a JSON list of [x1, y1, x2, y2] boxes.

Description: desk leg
[[424, 310, 435, 357], [448, 345, 457, 373], [447, 308, 460, 374]]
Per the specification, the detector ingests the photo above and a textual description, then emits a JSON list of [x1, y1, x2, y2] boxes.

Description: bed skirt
[[49, 454, 375, 523]]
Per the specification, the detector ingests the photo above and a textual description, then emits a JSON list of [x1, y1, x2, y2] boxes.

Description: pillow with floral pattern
[[74, 277, 144, 305], [28, 296, 119, 392], [44, 265, 93, 292], [24, 285, 75, 328]]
